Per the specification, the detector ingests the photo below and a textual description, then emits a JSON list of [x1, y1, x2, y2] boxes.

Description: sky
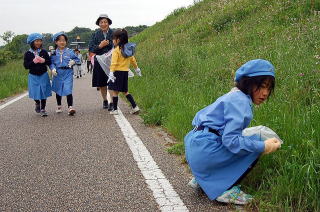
[[0, 0, 194, 44]]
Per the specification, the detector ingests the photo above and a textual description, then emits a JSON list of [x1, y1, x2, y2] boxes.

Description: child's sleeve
[[23, 52, 34, 69], [49, 55, 56, 70], [71, 50, 80, 63], [222, 100, 265, 155], [130, 56, 138, 69], [110, 49, 119, 72]]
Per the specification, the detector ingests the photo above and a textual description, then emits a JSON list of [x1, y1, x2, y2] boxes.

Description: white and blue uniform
[[50, 48, 79, 96], [184, 88, 265, 200]]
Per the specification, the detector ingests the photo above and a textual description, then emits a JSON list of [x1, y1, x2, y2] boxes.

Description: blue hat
[[27, 33, 43, 44], [235, 59, 275, 82], [52, 32, 68, 42]]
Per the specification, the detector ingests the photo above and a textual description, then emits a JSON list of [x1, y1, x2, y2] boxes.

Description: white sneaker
[[56, 106, 62, 113], [188, 177, 200, 189], [130, 106, 140, 114], [110, 110, 119, 115], [68, 107, 76, 116]]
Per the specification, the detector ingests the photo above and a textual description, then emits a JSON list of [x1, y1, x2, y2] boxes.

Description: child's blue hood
[[121, 42, 136, 58]]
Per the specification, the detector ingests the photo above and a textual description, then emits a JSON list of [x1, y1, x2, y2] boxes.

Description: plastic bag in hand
[[242, 125, 283, 144]]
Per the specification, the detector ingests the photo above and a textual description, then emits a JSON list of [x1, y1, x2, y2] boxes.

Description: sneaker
[[68, 107, 76, 116], [110, 110, 118, 115], [56, 106, 63, 113], [35, 103, 40, 113], [103, 100, 108, 109], [130, 106, 140, 114], [108, 103, 114, 111], [216, 186, 253, 205], [40, 109, 48, 117], [188, 177, 200, 189]]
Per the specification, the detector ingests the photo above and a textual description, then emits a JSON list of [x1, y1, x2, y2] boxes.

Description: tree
[[0, 31, 15, 44]]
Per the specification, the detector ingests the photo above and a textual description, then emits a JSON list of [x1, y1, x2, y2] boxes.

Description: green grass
[[129, 0, 320, 210], [0, 60, 28, 100]]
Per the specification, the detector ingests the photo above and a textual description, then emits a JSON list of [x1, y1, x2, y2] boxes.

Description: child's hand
[[68, 60, 75, 67], [38, 56, 45, 63], [135, 68, 142, 76], [263, 138, 281, 155]]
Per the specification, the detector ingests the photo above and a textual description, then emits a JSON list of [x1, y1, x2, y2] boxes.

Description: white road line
[[114, 109, 189, 212], [0, 92, 28, 111]]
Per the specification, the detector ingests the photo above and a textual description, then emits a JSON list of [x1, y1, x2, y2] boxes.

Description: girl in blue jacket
[[50, 32, 79, 116], [185, 59, 281, 205]]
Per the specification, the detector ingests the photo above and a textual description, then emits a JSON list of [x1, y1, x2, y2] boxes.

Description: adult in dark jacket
[[23, 33, 52, 117], [89, 14, 114, 110]]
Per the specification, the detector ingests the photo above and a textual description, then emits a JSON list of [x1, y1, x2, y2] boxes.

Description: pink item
[[91, 55, 95, 66]]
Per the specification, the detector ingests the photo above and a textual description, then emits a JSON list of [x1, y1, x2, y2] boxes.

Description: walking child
[[23, 33, 52, 117], [108, 29, 142, 115], [50, 32, 80, 115], [184, 59, 281, 205], [73, 49, 83, 78]]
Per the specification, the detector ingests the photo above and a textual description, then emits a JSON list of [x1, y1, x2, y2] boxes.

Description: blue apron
[[28, 72, 52, 100], [51, 68, 73, 96]]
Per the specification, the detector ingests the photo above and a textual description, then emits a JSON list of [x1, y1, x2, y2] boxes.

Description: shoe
[[68, 107, 76, 116], [56, 106, 62, 113], [76, 76, 79, 78], [40, 109, 48, 117], [103, 100, 108, 109], [80, 75, 82, 77], [110, 110, 118, 115], [130, 106, 140, 114], [216, 186, 253, 205], [35, 103, 40, 113], [108, 103, 114, 111], [188, 177, 200, 189]]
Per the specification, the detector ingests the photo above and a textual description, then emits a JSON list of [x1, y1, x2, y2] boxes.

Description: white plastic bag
[[95, 48, 113, 76], [242, 125, 283, 144]]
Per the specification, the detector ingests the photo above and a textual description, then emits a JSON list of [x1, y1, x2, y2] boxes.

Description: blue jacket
[[49, 48, 80, 70]]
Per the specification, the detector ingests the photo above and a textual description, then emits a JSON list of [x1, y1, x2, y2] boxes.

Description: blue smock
[[50, 48, 79, 96], [184, 89, 265, 200]]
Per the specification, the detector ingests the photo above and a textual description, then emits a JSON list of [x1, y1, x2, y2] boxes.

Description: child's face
[[99, 18, 109, 31], [55, 36, 67, 49], [113, 38, 120, 46], [33, 39, 42, 49], [252, 81, 271, 105]]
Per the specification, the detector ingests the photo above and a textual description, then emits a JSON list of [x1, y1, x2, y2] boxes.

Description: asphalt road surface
[[0, 72, 233, 211]]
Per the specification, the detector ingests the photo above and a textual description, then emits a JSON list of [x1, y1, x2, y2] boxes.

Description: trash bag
[[242, 125, 283, 144], [95, 48, 113, 76]]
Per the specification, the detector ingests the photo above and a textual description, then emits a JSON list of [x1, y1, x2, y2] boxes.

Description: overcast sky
[[0, 0, 194, 42]]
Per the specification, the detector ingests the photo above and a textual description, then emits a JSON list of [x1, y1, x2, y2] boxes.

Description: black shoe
[[35, 103, 40, 113], [77, 76, 79, 78], [103, 100, 108, 109], [108, 103, 114, 111], [80, 75, 82, 77]]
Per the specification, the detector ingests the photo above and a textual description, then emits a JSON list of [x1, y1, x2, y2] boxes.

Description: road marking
[[114, 109, 189, 212], [0, 92, 28, 111]]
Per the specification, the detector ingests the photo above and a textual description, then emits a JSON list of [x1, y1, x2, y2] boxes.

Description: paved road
[[0, 72, 232, 211]]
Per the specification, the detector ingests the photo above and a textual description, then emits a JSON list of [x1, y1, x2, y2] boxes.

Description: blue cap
[[235, 59, 275, 82], [27, 33, 43, 44], [52, 32, 67, 42]]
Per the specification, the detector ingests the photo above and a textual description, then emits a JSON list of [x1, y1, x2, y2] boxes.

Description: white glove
[[52, 69, 57, 76], [135, 68, 142, 76], [128, 69, 134, 78], [107, 72, 116, 83], [68, 60, 75, 67]]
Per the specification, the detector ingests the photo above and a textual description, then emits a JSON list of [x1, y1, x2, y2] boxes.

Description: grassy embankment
[[0, 60, 27, 100], [129, 0, 320, 210]]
